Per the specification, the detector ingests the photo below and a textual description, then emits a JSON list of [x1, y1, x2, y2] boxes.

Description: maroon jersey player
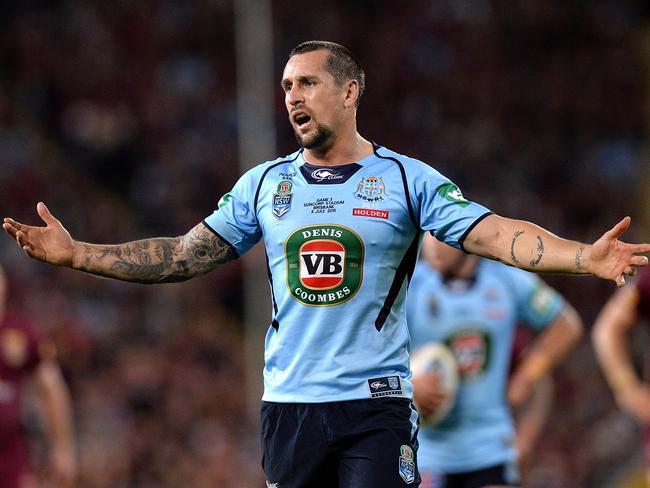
[[0, 265, 76, 488], [593, 268, 650, 484]]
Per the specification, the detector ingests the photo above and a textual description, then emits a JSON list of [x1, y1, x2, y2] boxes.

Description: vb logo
[[285, 225, 364, 306], [300, 240, 345, 289]]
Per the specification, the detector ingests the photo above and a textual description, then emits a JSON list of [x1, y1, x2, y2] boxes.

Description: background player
[[2, 40, 648, 487], [407, 234, 583, 487], [0, 263, 77, 488], [593, 267, 650, 485]]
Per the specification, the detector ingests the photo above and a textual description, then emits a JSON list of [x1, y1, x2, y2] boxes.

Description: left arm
[[464, 214, 650, 286], [32, 360, 77, 487]]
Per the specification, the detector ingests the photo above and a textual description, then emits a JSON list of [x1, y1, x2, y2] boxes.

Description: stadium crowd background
[[1, 0, 649, 486]]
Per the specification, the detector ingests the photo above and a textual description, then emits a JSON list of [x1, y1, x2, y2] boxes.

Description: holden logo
[[285, 225, 364, 306], [311, 168, 344, 182]]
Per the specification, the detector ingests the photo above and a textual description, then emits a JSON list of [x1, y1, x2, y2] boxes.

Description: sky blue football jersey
[[203, 143, 491, 403], [406, 258, 565, 474]]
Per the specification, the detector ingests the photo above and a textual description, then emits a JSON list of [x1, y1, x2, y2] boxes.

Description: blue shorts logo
[[399, 457, 415, 484]]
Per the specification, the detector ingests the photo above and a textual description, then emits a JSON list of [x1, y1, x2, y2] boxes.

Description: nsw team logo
[[272, 180, 293, 219], [398, 445, 415, 484], [285, 225, 364, 306], [354, 176, 386, 202]]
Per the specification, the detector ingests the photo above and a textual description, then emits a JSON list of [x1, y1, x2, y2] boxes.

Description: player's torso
[[254, 152, 420, 402], [257, 153, 418, 313]]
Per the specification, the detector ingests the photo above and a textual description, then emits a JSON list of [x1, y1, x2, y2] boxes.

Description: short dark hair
[[289, 40, 365, 107]]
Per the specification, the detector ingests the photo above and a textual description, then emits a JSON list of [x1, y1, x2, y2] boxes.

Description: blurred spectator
[[0, 263, 77, 487]]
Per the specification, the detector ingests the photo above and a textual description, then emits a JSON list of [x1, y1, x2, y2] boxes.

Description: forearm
[[71, 223, 237, 284], [515, 306, 583, 383], [592, 295, 640, 393], [516, 375, 554, 442], [72, 237, 190, 283], [35, 363, 75, 453], [464, 215, 589, 274]]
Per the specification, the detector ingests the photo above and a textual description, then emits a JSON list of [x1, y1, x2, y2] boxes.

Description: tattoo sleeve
[[75, 223, 238, 283]]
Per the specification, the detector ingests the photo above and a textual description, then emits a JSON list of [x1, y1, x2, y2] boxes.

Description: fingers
[[605, 216, 632, 240], [616, 275, 626, 287], [633, 243, 650, 254], [631, 255, 649, 267], [37, 201, 57, 225]]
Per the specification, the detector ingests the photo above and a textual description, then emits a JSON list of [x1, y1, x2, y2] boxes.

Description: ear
[[343, 79, 360, 108]]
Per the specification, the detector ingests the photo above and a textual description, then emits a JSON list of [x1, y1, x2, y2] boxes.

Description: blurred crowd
[[0, 0, 649, 486]]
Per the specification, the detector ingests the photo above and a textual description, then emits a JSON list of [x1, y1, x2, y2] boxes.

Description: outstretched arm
[[464, 214, 650, 286], [3, 202, 238, 283]]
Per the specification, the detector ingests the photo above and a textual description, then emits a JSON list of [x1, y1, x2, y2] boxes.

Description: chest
[[256, 168, 417, 251]]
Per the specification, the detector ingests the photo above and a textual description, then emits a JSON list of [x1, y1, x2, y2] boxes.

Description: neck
[[304, 132, 373, 166]]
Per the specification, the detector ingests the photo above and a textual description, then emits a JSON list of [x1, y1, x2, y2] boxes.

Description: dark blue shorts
[[261, 398, 421, 487]]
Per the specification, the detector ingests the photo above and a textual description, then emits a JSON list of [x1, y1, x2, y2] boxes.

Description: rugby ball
[[411, 342, 459, 426]]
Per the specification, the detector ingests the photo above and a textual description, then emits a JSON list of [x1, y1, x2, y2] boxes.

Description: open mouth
[[293, 112, 312, 129]]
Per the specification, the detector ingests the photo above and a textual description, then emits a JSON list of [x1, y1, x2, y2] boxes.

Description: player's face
[[282, 50, 347, 151], [422, 234, 467, 277]]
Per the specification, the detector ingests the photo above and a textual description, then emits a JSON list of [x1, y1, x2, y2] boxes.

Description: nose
[[286, 85, 303, 107]]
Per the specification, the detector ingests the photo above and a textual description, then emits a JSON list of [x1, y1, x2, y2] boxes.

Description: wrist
[[70, 241, 82, 269], [576, 244, 592, 274], [519, 353, 552, 383]]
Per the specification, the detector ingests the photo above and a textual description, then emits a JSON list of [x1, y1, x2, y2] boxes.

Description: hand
[[412, 372, 448, 418], [507, 373, 535, 408], [589, 217, 650, 287], [616, 382, 650, 425], [3, 202, 74, 267]]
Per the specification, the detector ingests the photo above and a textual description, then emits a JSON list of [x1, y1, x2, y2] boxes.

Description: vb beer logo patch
[[285, 225, 364, 306]]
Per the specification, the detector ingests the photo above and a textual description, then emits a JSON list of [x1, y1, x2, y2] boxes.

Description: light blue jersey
[[204, 144, 491, 403], [406, 259, 565, 474]]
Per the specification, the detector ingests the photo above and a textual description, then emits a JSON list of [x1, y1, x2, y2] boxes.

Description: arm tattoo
[[575, 246, 584, 271], [78, 223, 238, 283], [510, 230, 525, 264], [530, 236, 544, 268]]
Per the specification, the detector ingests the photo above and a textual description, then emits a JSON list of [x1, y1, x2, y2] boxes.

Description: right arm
[[592, 285, 650, 424], [3, 202, 238, 283]]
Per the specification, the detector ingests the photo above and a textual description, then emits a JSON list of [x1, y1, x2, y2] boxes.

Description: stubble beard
[[294, 122, 335, 153]]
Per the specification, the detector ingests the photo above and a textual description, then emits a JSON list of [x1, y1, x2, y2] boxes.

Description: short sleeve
[[203, 168, 263, 256], [409, 163, 492, 249]]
